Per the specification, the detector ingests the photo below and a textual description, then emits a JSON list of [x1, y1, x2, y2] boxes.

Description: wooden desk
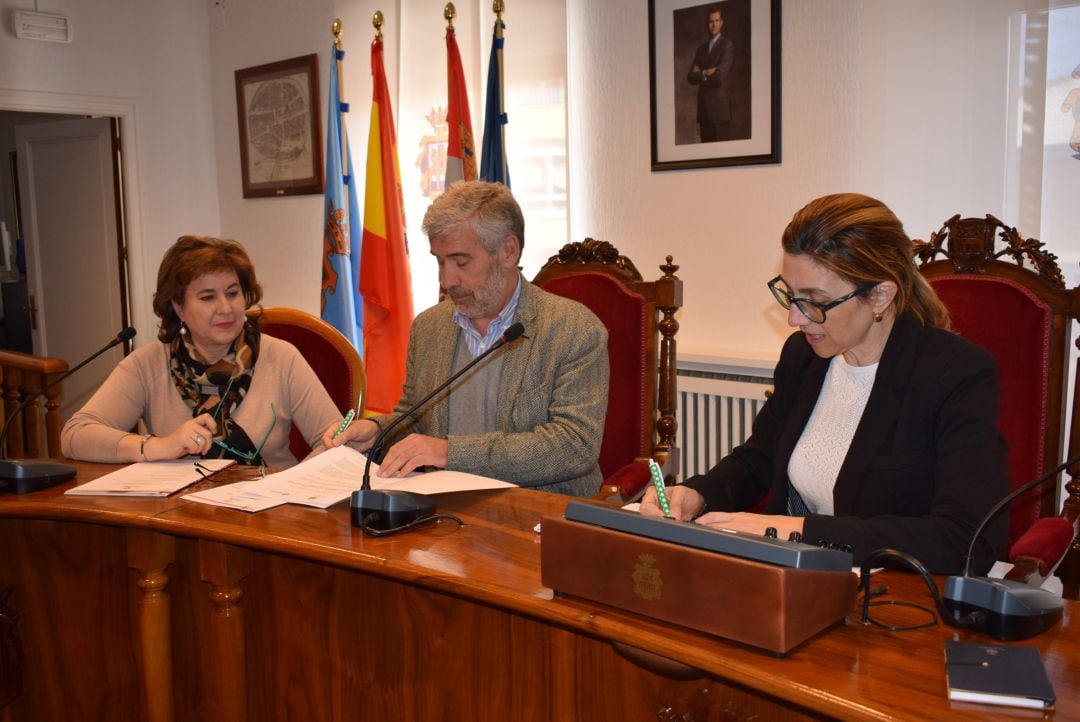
[[0, 461, 1077, 721]]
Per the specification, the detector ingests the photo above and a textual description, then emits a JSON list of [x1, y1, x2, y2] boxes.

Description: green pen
[[332, 409, 356, 439], [648, 458, 671, 517]]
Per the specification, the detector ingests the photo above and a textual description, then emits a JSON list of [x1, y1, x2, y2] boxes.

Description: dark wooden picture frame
[[235, 53, 323, 198], [649, 0, 781, 171]]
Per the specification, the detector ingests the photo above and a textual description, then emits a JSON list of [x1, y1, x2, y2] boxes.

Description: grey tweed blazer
[[370, 276, 609, 496]]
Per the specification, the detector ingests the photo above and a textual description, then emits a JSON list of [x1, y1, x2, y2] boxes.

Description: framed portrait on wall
[[649, 0, 781, 171], [234, 53, 323, 198]]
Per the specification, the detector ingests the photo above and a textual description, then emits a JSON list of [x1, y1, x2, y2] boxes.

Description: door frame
[[17, 117, 129, 361], [0, 87, 150, 345]]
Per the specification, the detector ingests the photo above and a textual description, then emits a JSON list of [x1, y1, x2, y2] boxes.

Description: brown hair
[[781, 193, 950, 329], [152, 235, 263, 342]]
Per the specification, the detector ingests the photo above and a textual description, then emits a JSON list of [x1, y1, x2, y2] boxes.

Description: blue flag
[[479, 18, 510, 186], [320, 44, 363, 352]]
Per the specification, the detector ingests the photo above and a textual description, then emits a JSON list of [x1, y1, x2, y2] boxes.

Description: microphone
[[351, 322, 526, 532], [942, 451, 1079, 640], [0, 326, 136, 494]]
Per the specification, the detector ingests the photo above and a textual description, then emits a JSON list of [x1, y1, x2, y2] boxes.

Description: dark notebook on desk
[[944, 641, 1055, 709]]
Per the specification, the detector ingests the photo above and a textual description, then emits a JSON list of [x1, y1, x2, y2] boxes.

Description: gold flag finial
[[444, 2, 456, 30], [332, 18, 343, 48], [373, 10, 384, 40], [493, 0, 504, 18]]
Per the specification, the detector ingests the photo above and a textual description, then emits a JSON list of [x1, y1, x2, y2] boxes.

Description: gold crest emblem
[[632, 553, 662, 601], [415, 107, 449, 199]]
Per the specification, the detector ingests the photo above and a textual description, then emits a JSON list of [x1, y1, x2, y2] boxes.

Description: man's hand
[[702, 66, 717, 77], [322, 418, 379, 450], [377, 434, 449, 477]]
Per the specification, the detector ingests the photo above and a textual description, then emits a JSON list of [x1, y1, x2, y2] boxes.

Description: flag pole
[[321, 18, 362, 350], [372, 9, 384, 40], [332, 18, 347, 202], [494, 0, 506, 182]]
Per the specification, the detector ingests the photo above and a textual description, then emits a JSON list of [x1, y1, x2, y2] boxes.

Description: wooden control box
[[540, 514, 857, 655]]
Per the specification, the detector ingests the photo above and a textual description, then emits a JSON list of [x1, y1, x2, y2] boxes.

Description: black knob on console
[[764, 526, 778, 539], [787, 531, 803, 543]]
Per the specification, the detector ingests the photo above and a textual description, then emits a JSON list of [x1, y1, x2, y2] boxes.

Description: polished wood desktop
[[0, 461, 1077, 721]]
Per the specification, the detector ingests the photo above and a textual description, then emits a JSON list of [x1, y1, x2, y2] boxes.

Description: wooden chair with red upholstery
[[533, 239, 682, 502], [913, 215, 1080, 598], [249, 307, 365, 461]]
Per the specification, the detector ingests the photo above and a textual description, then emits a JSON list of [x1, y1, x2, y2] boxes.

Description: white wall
[[207, 0, 392, 314], [568, 0, 1047, 362], [0, 0, 220, 343], [4, 0, 1070, 368]]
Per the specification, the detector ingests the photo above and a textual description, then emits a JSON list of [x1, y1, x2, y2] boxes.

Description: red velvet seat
[[914, 215, 1080, 596], [533, 239, 682, 501], [249, 307, 365, 461]]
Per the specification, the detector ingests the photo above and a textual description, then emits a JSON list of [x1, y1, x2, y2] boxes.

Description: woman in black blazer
[[642, 194, 1008, 574]]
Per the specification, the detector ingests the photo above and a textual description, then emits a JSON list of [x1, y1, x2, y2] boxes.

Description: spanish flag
[[445, 25, 477, 185], [359, 37, 413, 413]]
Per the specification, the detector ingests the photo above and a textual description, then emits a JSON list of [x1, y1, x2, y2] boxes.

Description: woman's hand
[[322, 418, 379, 450], [695, 511, 804, 540], [146, 414, 218, 461], [640, 484, 704, 521]]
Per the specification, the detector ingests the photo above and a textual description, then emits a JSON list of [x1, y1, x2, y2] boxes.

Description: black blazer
[[684, 312, 1008, 574], [687, 34, 734, 124]]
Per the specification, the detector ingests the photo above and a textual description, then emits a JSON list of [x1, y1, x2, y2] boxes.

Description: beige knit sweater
[[61, 336, 340, 469]]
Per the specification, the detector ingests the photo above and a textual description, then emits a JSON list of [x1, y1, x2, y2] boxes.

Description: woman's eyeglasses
[[767, 276, 874, 324], [212, 403, 276, 464]]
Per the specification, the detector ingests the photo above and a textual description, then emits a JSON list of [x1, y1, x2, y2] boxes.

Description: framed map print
[[234, 54, 323, 198]]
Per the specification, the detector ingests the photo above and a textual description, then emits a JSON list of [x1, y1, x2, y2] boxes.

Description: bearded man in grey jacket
[[325, 181, 609, 496]]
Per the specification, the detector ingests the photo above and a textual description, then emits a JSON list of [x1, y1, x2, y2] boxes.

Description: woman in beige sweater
[[62, 236, 340, 469]]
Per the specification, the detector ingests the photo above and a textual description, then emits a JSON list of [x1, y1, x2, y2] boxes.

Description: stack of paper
[[183, 445, 512, 512], [66, 459, 235, 497]]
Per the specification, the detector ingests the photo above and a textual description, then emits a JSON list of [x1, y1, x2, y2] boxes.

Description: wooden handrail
[[0, 350, 70, 459]]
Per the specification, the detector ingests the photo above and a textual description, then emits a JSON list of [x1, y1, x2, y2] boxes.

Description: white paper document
[[66, 459, 235, 497], [182, 481, 287, 512], [183, 445, 513, 511]]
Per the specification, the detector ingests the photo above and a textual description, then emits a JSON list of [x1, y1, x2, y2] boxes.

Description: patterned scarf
[[169, 321, 263, 464]]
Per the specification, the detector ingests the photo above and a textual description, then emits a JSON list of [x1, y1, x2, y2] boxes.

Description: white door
[[16, 117, 126, 420]]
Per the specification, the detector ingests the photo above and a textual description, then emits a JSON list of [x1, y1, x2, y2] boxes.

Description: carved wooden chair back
[[533, 239, 682, 500], [914, 215, 1080, 589]]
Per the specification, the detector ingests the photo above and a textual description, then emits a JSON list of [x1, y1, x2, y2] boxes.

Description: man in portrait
[[687, 4, 735, 142]]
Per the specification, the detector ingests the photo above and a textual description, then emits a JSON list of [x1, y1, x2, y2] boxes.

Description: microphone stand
[[351, 322, 525, 532], [0, 327, 136, 494], [942, 451, 1080, 640]]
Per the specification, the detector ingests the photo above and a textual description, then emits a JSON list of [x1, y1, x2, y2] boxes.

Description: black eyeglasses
[[767, 276, 875, 324]]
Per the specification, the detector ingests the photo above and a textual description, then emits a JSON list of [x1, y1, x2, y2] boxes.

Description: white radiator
[[676, 367, 773, 483]]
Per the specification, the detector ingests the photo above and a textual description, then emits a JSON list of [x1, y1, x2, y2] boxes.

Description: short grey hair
[[421, 180, 524, 255]]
